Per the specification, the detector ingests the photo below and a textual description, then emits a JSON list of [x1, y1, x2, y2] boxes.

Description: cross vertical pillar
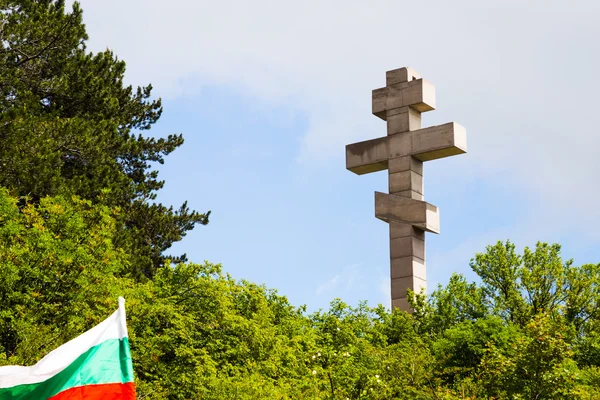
[[345, 67, 467, 312], [387, 99, 426, 310]]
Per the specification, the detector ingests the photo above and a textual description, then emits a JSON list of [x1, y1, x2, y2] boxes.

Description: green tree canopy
[[0, 0, 209, 279], [2, 2, 600, 399], [412, 240, 600, 399], [0, 188, 133, 365], [2, 192, 599, 400]]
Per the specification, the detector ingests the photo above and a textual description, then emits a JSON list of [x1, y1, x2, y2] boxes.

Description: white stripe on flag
[[0, 297, 129, 388]]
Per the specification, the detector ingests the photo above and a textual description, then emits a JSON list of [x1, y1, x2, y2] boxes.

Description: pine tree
[[0, 0, 209, 278]]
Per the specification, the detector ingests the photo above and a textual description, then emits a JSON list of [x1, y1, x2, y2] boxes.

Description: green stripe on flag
[[0, 338, 134, 400]]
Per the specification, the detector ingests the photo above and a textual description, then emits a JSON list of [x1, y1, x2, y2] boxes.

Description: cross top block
[[344, 66, 467, 312], [372, 67, 436, 120], [387, 67, 421, 85]]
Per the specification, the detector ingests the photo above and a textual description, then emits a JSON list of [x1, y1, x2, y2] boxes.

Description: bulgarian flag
[[0, 297, 135, 399]]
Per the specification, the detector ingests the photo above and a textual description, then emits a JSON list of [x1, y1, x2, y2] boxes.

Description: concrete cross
[[345, 67, 467, 312]]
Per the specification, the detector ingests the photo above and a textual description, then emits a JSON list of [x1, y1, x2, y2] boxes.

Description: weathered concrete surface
[[386, 67, 422, 86], [391, 255, 426, 280], [389, 170, 423, 194], [344, 66, 467, 312], [346, 136, 388, 175], [346, 122, 466, 175], [372, 79, 436, 119], [389, 222, 425, 241], [388, 122, 467, 161], [391, 275, 426, 298], [387, 106, 422, 135], [388, 155, 423, 175], [375, 192, 439, 234]]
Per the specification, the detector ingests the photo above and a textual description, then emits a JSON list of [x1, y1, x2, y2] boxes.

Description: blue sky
[[72, 0, 600, 312]]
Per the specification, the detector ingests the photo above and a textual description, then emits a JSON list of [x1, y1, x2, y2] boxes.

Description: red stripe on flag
[[48, 382, 136, 400]]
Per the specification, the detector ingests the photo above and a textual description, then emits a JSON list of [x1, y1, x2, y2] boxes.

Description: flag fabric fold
[[0, 297, 135, 399]]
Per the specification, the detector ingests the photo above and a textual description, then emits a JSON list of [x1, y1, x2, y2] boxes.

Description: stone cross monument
[[345, 67, 467, 312]]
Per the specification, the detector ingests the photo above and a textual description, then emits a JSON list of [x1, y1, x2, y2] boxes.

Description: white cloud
[[315, 264, 389, 307], [316, 273, 341, 296], [315, 264, 360, 297], [378, 275, 390, 301], [70, 0, 600, 241]]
